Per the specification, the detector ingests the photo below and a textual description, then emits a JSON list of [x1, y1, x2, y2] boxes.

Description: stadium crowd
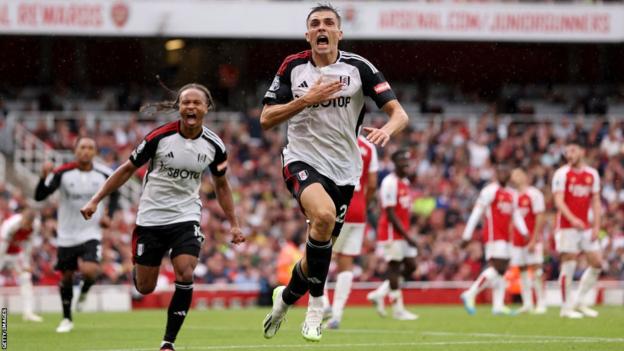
[[2, 81, 624, 115], [1, 109, 623, 295]]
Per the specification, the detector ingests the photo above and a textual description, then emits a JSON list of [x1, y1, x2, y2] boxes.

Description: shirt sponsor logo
[[69, 193, 94, 201], [374, 82, 391, 94], [496, 201, 513, 214], [159, 161, 201, 179], [568, 184, 591, 197], [294, 94, 351, 109]]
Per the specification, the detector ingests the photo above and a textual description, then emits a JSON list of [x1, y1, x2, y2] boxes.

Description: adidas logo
[[166, 151, 174, 158], [307, 277, 322, 284], [173, 311, 186, 316], [298, 81, 309, 88]]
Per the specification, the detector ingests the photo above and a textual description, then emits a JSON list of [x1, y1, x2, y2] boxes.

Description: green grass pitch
[[8, 306, 624, 350]]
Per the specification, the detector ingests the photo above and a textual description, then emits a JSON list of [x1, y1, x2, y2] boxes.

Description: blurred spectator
[[1, 112, 623, 294]]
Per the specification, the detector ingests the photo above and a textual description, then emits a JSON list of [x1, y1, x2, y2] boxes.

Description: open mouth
[[316, 35, 329, 47], [185, 113, 197, 122]]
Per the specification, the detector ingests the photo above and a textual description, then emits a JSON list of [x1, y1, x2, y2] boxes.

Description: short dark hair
[[567, 138, 585, 148], [74, 136, 96, 150], [141, 82, 215, 114], [306, 3, 341, 27], [391, 149, 410, 163]]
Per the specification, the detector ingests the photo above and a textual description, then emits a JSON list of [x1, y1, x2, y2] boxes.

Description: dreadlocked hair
[[140, 78, 216, 114]]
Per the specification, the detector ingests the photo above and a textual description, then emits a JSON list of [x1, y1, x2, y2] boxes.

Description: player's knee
[[560, 253, 576, 262], [61, 272, 74, 284], [589, 260, 603, 270], [176, 269, 194, 283], [135, 281, 156, 295], [311, 209, 336, 236], [82, 267, 100, 280]]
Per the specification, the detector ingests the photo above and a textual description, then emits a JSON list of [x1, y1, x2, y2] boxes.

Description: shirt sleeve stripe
[[202, 128, 226, 151], [340, 52, 379, 74]]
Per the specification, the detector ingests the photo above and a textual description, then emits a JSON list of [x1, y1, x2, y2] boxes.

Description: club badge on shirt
[[298, 170, 308, 181]]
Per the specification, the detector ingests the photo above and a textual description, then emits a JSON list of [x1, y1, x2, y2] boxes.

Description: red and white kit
[[0, 214, 38, 271], [334, 136, 378, 256], [377, 172, 415, 262], [552, 165, 601, 253], [462, 183, 528, 260], [511, 187, 546, 266]]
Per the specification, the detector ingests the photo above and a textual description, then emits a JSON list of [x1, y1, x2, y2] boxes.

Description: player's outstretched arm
[[80, 160, 137, 220], [363, 100, 408, 147], [212, 174, 245, 245], [260, 78, 342, 130], [34, 162, 59, 201]]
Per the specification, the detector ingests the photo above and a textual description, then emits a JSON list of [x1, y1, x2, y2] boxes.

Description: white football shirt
[[263, 50, 397, 186], [35, 162, 113, 247], [129, 121, 228, 227]]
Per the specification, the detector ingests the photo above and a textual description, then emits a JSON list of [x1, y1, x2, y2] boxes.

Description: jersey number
[[336, 205, 348, 224], [194, 225, 205, 243]]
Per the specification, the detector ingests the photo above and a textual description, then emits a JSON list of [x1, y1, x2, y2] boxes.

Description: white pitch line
[[184, 326, 417, 334], [423, 331, 624, 343], [86, 338, 624, 351]]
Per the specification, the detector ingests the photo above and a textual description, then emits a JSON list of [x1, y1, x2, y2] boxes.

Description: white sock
[[533, 268, 545, 308], [372, 280, 390, 298], [331, 271, 353, 322], [273, 288, 289, 316], [19, 272, 35, 316], [492, 275, 507, 311], [576, 267, 600, 307], [308, 295, 324, 314], [322, 283, 331, 310], [466, 267, 498, 297], [520, 270, 533, 309], [389, 289, 404, 313], [559, 260, 577, 310], [161, 341, 174, 347]]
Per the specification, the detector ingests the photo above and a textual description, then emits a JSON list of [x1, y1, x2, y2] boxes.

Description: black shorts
[[55, 239, 101, 271], [132, 221, 204, 267], [283, 161, 355, 237]]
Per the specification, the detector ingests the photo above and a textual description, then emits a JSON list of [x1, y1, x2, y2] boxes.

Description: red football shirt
[[552, 165, 600, 230], [345, 136, 378, 223]]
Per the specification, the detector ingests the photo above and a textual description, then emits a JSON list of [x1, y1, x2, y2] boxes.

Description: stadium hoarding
[[2, 281, 621, 314], [0, 1, 623, 42]]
